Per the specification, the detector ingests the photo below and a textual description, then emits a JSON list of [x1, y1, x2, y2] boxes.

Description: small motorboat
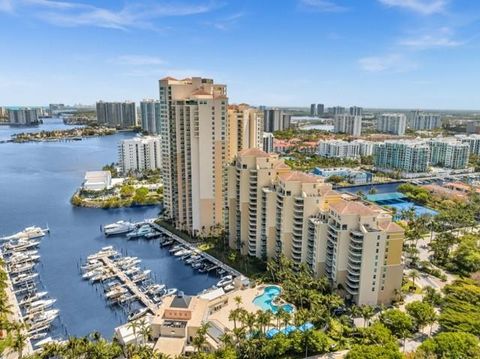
[[126, 225, 152, 239], [216, 275, 233, 288], [164, 288, 177, 297], [128, 307, 150, 321]]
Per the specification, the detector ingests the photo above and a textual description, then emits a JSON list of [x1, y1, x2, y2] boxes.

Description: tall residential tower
[[159, 77, 229, 236]]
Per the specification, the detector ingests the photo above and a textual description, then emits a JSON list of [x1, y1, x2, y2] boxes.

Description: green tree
[[380, 309, 414, 352], [416, 332, 480, 359], [405, 301, 437, 335], [346, 343, 403, 359]]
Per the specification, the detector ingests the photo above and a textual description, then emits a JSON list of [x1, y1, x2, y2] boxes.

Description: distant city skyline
[[1, 0, 480, 109]]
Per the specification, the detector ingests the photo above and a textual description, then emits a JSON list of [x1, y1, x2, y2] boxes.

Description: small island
[[11, 126, 117, 143], [71, 166, 163, 208]]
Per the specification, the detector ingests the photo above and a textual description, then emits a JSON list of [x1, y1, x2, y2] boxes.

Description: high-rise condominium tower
[[140, 99, 161, 134], [227, 104, 263, 160], [96, 101, 136, 129], [227, 149, 404, 305], [159, 77, 229, 236]]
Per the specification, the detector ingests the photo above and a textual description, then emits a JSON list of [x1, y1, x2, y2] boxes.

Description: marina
[[0, 226, 63, 348], [0, 122, 219, 338]]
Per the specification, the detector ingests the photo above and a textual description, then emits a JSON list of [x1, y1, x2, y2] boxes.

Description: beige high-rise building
[[228, 149, 404, 305], [159, 77, 228, 236], [227, 104, 263, 160]]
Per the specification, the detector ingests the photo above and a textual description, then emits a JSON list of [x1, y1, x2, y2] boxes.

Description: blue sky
[[1, 0, 480, 109]]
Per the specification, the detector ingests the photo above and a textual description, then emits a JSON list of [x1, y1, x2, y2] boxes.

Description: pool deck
[[208, 286, 264, 331]]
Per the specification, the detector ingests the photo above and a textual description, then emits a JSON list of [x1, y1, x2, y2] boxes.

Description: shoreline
[[1, 258, 34, 358]]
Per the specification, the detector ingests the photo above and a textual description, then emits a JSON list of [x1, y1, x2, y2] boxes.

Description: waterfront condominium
[[8, 108, 39, 125], [459, 134, 480, 155], [318, 140, 360, 159], [159, 77, 229, 236], [408, 112, 442, 130], [376, 113, 407, 136], [373, 140, 431, 173], [227, 149, 404, 305], [333, 114, 362, 136], [227, 104, 264, 160], [140, 99, 161, 134], [118, 136, 162, 174], [428, 138, 470, 169], [318, 139, 374, 159], [96, 101, 137, 129], [263, 108, 291, 132]]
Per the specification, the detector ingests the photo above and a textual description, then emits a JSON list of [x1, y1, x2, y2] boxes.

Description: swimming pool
[[253, 285, 294, 313]]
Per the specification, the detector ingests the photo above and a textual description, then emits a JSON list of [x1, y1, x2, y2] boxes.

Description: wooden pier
[[97, 255, 157, 313]]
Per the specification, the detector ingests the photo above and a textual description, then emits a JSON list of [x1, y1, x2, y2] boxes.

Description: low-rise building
[[312, 167, 373, 184], [83, 171, 112, 191], [318, 140, 374, 159]]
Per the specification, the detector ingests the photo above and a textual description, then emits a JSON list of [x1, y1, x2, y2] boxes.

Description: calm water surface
[[0, 119, 217, 338]]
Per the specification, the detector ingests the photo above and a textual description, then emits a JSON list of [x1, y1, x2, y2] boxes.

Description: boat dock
[[149, 223, 242, 278], [96, 254, 157, 313]]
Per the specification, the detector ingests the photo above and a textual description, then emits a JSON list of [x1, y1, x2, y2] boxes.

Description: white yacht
[[20, 291, 48, 306], [216, 275, 234, 288], [0, 226, 48, 241], [103, 221, 135, 236]]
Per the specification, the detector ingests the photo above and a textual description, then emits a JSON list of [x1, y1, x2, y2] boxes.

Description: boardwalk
[[150, 223, 242, 278], [97, 255, 157, 313]]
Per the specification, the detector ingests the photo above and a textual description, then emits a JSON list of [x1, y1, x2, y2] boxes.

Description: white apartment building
[[318, 140, 360, 159], [409, 112, 442, 130], [159, 77, 228, 236], [459, 134, 480, 156], [333, 115, 362, 136], [374, 140, 431, 173], [140, 99, 161, 134], [428, 138, 470, 169], [376, 113, 407, 136], [318, 139, 374, 159], [118, 136, 161, 173], [8, 108, 39, 125]]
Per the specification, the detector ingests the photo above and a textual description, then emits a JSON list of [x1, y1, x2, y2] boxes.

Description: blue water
[[0, 118, 83, 141], [253, 285, 294, 313], [0, 119, 218, 338]]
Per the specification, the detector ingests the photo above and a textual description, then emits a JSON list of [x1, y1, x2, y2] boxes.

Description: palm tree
[[138, 318, 151, 345], [10, 322, 28, 359], [409, 270, 420, 289], [234, 295, 242, 309], [192, 322, 210, 353], [360, 305, 375, 327], [127, 320, 139, 345]]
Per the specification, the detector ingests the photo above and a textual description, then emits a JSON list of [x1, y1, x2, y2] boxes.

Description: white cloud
[[8, 0, 219, 30], [0, 0, 13, 13], [378, 0, 447, 15], [399, 27, 463, 49], [114, 55, 166, 66], [299, 0, 348, 13], [358, 54, 418, 73], [206, 12, 244, 31]]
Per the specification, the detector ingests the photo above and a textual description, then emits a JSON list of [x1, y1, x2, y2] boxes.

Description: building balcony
[[347, 261, 361, 274], [346, 272, 360, 283], [345, 282, 359, 295]]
